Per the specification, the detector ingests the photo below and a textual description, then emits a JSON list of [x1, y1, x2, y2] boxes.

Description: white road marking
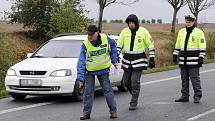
[[141, 76, 180, 86], [141, 68, 215, 86], [0, 102, 53, 115], [186, 108, 215, 121], [151, 102, 173, 105]]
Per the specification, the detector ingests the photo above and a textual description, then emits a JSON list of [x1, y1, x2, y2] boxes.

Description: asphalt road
[[1, 63, 215, 121]]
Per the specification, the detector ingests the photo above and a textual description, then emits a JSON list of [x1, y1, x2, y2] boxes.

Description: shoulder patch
[[201, 38, 205, 43]]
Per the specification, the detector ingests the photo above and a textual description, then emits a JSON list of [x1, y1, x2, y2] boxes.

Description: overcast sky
[[1, 0, 215, 23]]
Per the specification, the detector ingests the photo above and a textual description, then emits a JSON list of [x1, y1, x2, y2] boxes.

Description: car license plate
[[19, 79, 42, 86]]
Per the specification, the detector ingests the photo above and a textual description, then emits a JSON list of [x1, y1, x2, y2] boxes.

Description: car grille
[[19, 71, 47, 75], [9, 86, 60, 91]]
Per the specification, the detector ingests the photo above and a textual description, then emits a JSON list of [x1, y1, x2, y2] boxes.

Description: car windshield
[[32, 40, 83, 58]]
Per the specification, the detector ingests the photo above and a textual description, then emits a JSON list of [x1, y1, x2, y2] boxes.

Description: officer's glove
[[149, 57, 155, 69], [173, 55, 178, 64], [78, 81, 84, 94], [198, 57, 204, 67]]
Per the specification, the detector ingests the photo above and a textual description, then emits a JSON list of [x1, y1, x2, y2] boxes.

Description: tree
[[47, 0, 87, 38], [167, 0, 186, 33], [102, 19, 108, 23], [9, 0, 60, 38], [151, 19, 156, 24], [146, 20, 151, 24], [110, 19, 123, 23], [157, 19, 163, 24], [96, 0, 139, 32], [9, 0, 87, 38], [186, 0, 215, 25], [141, 19, 146, 24]]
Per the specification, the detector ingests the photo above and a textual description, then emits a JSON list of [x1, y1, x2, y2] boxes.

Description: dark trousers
[[180, 67, 202, 99], [123, 68, 142, 106]]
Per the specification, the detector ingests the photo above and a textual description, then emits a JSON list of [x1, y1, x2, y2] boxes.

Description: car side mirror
[[27, 53, 33, 58]]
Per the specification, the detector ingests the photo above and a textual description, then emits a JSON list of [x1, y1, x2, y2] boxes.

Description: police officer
[[77, 25, 118, 120], [173, 14, 206, 103], [117, 14, 155, 110]]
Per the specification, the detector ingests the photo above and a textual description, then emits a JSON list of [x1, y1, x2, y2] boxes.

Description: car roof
[[50, 34, 119, 41]]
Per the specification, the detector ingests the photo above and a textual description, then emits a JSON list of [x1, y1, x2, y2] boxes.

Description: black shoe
[[175, 96, 189, 102], [194, 98, 200, 103], [80, 113, 90, 120], [129, 105, 137, 110]]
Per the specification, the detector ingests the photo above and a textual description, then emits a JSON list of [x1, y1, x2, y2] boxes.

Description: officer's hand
[[173, 55, 178, 64], [78, 81, 84, 94], [198, 57, 204, 67], [149, 57, 155, 69], [117, 56, 121, 63], [113, 63, 119, 69]]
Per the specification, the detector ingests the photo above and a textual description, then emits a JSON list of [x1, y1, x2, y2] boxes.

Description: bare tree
[[96, 0, 139, 32], [167, 0, 186, 33], [186, 0, 215, 25]]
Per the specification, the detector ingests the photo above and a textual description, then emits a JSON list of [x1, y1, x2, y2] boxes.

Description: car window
[[32, 40, 83, 58]]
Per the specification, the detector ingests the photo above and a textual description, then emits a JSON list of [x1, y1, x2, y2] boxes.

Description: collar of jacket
[[90, 34, 102, 47], [186, 25, 196, 33]]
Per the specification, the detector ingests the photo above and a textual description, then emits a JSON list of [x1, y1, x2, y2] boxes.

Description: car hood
[[11, 58, 78, 72]]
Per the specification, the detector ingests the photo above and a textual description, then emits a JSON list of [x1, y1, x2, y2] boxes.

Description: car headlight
[[50, 69, 72, 77], [7, 68, 17, 76]]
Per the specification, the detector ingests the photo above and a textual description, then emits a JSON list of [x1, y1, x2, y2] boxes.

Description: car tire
[[73, 81, 84, 101], [117, 78, 128, 92], [10, 93, 26, 100]]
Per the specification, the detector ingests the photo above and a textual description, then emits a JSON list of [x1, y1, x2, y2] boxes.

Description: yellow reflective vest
[[83, 34, 112, 71], [173, 27, 206, 67], [117, 27, 155, 70]]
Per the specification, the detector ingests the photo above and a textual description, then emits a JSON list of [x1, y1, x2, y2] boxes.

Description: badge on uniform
[[201, 38, 205, 43], [192, 36, 195, 42]]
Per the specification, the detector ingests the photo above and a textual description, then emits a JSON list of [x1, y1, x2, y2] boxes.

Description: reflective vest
[[117, 27, 155, 70], [83, 34, 112, 71], [173, 27, 206, 68]]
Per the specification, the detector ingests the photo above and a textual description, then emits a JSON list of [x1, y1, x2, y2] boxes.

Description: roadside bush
[[206, 32, 215, 59], [0, 33, 16, 97]]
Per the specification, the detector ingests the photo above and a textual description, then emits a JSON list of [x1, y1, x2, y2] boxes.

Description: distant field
[[102, 23, 215, 34], [1, 22, 215, 33]]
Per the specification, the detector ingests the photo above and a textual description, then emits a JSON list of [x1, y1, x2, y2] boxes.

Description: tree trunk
[[194, 12, 198, 26], [98, 6, 104, 33], [171, 8, 178, 33], [193, 11, 199, 26]]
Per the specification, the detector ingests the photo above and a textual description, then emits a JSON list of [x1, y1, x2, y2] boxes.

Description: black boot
[[129, 104, 137, 110], [175, 96, 189, 102], [194, 98, 201, 103], [80, 113, 90, 120]]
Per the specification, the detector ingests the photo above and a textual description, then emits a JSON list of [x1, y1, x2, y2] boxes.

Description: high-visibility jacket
[[117, 27, 155, 70], [173, 27, 206, 68], [83, 34, 112, 71]]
